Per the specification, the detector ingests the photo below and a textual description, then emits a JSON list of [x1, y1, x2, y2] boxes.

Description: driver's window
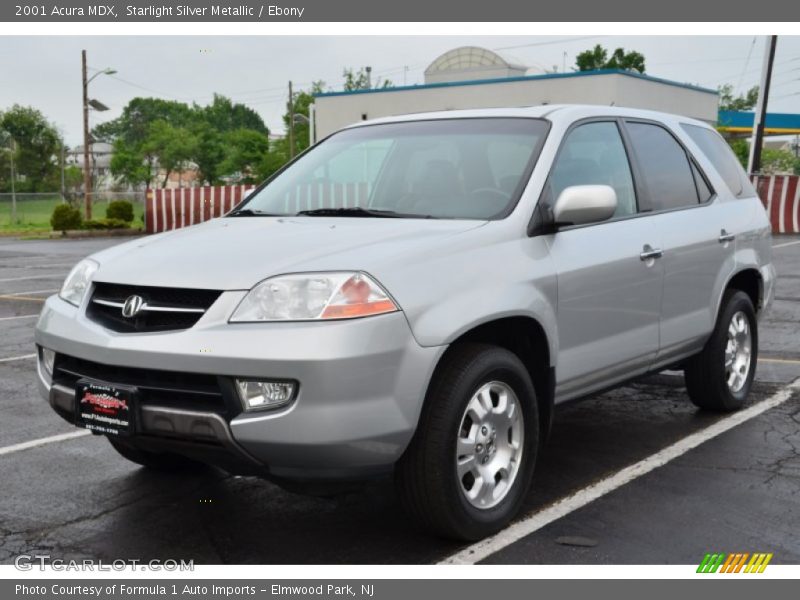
[[550, 122, 637, 218]]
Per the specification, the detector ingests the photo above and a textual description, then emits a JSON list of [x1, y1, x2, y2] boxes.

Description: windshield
[[234, 118, 549, 220]]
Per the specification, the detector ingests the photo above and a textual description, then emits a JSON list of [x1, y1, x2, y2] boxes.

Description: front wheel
[[684, 290, 758, 412], [396, 343, 539, 541]]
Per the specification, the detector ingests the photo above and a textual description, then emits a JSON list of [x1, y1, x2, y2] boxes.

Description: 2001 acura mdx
[[35, 105, 774, 540]]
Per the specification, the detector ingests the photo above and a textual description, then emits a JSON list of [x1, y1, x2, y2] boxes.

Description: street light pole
[[82, 49, 92, 220], [288, 80, 295, 159]]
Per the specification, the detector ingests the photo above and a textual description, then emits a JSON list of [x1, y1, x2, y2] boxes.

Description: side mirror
[[553, 185, 617, 227]]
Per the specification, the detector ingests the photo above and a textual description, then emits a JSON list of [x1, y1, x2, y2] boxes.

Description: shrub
[[106, 200, 134, 223], [50, 204, 82, 232], [84, 218, 129, 230]]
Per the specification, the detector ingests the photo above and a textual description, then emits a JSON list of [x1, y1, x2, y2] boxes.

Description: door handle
[[640, 245, 663, 261], [719, 229, 735, 243]]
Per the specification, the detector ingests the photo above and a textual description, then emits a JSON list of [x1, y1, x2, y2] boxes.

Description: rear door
[[622, 120, 733, 364], [544, 120, 664, 400]]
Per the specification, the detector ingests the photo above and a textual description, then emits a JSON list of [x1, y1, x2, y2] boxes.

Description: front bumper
[[35, 292, 443, 480]]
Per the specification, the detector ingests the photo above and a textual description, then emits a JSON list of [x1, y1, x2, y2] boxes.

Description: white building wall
[[314, 73, 718, 139]]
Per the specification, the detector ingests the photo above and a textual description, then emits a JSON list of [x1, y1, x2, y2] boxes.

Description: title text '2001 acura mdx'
[[35, 105, 774, 540]]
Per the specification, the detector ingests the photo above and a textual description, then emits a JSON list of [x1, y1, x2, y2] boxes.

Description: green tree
[[219, 129, 270, 183], [98, 95, 269, 188], [0, 105, 61, 192], [109, 138, 152, 188], [198, 94, 268, 134], [343, 68, 393, 91], [718, 84, 759, 112], [141, 121, 197, 187], [761, 148, 800, 175], [575, 44, 646, 73], [284, 81, 325, 156], [93, 97, 195, 145]]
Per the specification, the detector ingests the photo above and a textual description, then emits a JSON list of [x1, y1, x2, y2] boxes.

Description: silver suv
[[35, 105, 774, 540]]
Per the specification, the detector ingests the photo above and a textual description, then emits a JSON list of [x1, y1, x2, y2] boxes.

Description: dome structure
[[424, 46, 529, 84]]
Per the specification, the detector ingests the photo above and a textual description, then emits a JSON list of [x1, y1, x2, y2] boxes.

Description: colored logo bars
[[697, 553, 773, 573]]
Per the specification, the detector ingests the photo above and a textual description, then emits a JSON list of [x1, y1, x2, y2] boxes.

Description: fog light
[[40, 347, 56, 377], [235, 379, 296, 411]]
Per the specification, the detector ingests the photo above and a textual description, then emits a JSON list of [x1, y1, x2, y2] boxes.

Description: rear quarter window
[[680, 124, 756, 198]]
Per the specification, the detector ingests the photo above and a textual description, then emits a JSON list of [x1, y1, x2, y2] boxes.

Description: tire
[[396, 343, 539, 541], [684, 290, 758, 412], [108, 437, 206, 472]]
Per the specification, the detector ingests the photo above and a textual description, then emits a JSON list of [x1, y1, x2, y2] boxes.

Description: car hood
[[91, 216, 487, 290]]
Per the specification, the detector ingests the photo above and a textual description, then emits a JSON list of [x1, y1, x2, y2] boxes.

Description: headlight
[[59, 259, 99, 307], [230, 272, 398, 322]]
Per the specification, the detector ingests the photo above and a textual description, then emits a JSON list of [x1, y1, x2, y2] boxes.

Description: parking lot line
[[440, 378, 800, 565], [0, 430, 91, 457], [0, 295, 46, 303], [2, 288, 58, 296], [760, 357, 800, 365], [772, 239, 800, 249], [0, 274, 65, 283], [0, 353, 36, 363], [0, 314, 38, 321]]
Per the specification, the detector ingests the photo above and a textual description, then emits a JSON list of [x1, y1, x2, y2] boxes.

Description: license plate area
[[75, 379, 136, 436]]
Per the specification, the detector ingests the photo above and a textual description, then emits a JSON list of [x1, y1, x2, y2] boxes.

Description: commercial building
[[313, 46, 719, 140]]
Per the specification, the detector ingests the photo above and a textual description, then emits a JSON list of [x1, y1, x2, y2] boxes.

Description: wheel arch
[[427, 316, 555, 442]]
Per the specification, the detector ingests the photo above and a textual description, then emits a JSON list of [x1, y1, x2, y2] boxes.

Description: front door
[[542, 120, 664, 400]]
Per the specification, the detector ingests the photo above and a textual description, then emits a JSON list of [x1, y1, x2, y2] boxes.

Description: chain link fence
[[0, 191, 146, 230]]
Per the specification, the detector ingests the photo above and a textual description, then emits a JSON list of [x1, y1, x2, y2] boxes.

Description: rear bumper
[[35, 294, 444, 480]]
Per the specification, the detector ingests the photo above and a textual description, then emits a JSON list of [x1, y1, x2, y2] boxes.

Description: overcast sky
[[1, 35, 799, 145]]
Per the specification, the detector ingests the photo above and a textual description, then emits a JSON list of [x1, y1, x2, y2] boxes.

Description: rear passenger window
[[626, 122, 700, 211], [681, 123, 755, 198], [549, 122, 637, 218]]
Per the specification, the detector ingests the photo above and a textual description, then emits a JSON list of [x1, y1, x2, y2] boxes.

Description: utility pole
[[288, 80, 295, 159], [81, 49, 93, 220], [748, 35, 778, 174], [366, 66, 372, 89]]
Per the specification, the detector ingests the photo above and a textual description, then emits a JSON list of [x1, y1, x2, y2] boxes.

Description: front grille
[[53, 354, 239, 417], [86, 282, 222, 333]]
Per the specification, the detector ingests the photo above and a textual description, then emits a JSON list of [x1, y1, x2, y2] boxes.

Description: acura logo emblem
[[121, 295, 145, 318]]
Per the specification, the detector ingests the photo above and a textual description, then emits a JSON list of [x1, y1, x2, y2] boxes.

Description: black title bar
[[2, 0, 798, 22]]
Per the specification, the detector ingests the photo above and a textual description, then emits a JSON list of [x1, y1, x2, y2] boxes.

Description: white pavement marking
[[4, 288, 58, 296], [0, 353, 36, 363], [0, 430, 91, 457], [441, 378, 800, 565], [773, 239, 800, 249], [0, 274, 65, 283], [0, 314, 38, 321]]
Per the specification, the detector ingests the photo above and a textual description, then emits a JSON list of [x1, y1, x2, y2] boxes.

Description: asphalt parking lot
[[1, 235, 799, 565]]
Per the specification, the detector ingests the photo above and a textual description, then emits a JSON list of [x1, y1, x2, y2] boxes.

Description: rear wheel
[[684, 290, 758, 412], [396, 343, 539, 541], [108, 437, 206, 472]]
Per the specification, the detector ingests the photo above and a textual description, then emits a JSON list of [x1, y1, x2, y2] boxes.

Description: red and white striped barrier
[[752, 174, 800, 234], [145, 182, 372, 234], [146, 176, 799, 235], [145, 185, 256, 234]]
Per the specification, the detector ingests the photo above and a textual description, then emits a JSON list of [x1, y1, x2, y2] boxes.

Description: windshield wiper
[[296, 207, 433, 219], [227, 208, 281, 217]]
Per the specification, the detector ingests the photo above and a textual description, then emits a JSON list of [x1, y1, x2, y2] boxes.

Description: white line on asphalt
[[0, 353, 36, 363], [0, 314, 38, 321], [773, 239, 800, 249], [0, 274, 65, 283], [440, 378, 800, 565], [0, 430, 91, 457], [4, 288, 58, 296]]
